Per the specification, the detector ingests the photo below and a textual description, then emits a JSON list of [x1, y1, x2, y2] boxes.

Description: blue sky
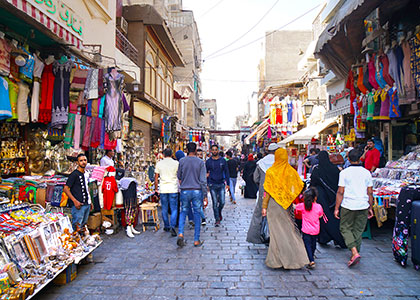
[[182, 0, 322, 129]]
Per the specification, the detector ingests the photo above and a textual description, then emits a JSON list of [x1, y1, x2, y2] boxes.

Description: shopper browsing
[[295, 187, 324, 269], [155, 148, 179, 237], [64, 154, 92, 231], [177, 142, 207, 247], [334, 149, 374, 267]]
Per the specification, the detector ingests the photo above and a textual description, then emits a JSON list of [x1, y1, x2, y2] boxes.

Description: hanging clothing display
[[366, 91, 375, 121], [357, 67, 368, 94], [378, 88, 391, 120], [39, 62, 55, 124], [379, 53, 394, 87], [346, 70, 357, 114], [409, 33, 420, 95], [121, 180, 138, 227], [51, 60, 72, 128], [389, 86, 401, 118], [16, 82, 29, 124], [5, 77, 18, 120], [18, 47, 34, 84], [372, 90, 381, 119], [0, 37, 11, 76], [0, 76, 12, 119], [401, 40, 416, 101], [104, 71, 124, 132], [30, 54, 45, 122], [102, 170, 118, 210]]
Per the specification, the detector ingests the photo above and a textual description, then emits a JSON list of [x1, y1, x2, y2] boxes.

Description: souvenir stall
[[268, 95, 304, 139], [188, 129, 211, 152], [0, 203, 102, 298]]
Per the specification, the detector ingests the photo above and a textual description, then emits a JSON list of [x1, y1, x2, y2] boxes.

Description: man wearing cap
[[246, 143, 279, 243], [64, 153, 92, 231]]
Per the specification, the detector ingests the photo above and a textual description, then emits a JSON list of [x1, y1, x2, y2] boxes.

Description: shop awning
[[244, 118, 269, 144], [325, 102, 351, 119], [3, 0, 83, 50], [278, 117, 339, 147], [315, 0, 409, 79]]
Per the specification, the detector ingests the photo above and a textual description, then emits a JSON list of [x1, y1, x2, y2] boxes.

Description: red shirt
[[361, 148, 380, 171], [102, 176, 118, 210]]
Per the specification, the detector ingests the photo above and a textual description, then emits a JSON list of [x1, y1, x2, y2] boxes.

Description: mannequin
[[45, 55, 55, 65]]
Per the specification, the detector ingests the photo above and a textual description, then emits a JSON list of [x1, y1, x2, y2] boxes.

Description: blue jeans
[[160, 193, 179, 229], [303, 233, 317, 262], [71, 204, 90, 231], [209, 183, 225, 221], [229, 178, 237, 201], [179, 190, 203, 241]]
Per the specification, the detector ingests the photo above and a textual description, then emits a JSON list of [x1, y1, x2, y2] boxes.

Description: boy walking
[[334, 149, 374, 267]]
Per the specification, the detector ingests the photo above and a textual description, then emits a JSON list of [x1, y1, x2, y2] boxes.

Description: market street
[[36, 195, 420, 300]]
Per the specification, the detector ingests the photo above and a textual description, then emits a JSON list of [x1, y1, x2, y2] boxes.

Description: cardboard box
[[36, 188, 46, 207], [87, 212, 102, 230], [54, 264, 77, 285]]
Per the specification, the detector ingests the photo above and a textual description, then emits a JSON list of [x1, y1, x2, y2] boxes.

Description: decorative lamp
[[303, 101, 314, 117]]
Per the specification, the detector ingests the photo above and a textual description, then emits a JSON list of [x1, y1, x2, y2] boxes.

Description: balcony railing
[[115, 28, 139, 65]]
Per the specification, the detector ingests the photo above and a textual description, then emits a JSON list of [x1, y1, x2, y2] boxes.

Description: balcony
[[115, 28, 139, 65]]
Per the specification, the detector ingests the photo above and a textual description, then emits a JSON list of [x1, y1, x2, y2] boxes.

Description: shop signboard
[[329, 90, 349, 105], [29, 0, 84, 38]]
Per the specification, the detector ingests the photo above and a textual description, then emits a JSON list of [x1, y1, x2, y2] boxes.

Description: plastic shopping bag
[[260, 216, 270, 245]]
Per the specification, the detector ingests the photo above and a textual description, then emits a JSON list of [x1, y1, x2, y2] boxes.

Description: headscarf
[[248, 154, 254, 161], [257, 154, 275, 173], [264, 148, 303, 209], [314, 151, 340, 193], [175, 150, 185, 161]]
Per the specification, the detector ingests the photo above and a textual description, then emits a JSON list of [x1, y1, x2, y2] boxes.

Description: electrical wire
[[199, 0, 226, 18], [204, 0, 281, 60], [203, 4, 320, 61]]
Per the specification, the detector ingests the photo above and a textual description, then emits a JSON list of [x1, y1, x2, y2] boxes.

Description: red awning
[[6, 0, 83, 50], [174, 90, 187, 100]]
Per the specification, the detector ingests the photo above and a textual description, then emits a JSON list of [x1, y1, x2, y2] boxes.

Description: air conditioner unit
[[117, 17, 128, 35]]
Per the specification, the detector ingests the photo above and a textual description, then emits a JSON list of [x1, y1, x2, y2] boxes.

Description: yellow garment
[[263, 148, 303, 209]]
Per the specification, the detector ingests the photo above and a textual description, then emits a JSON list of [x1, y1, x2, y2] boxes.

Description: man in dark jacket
[[206, 144, 229, 227]]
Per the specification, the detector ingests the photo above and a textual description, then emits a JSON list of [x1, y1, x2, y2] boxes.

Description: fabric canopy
[[278, 117, 338, 147], [244, 118, 269, 144]]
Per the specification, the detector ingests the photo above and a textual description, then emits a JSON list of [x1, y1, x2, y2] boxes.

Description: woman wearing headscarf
[[262, 148, 309, 269], [310, 151, 346, 248], [242, 154, 258, 199]]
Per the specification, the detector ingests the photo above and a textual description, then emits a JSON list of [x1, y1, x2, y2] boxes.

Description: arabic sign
[[329, 90, 349, 105], [30, 0, 83, 37]]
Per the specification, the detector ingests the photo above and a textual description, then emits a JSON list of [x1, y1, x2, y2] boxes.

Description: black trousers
[[303, 233, 317, 262]]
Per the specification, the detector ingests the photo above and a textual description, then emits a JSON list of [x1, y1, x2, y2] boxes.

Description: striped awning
[[6, 0, 83, 50]]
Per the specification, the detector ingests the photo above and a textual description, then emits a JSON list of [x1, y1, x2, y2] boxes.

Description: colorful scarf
[[64, 113, 76, 149]]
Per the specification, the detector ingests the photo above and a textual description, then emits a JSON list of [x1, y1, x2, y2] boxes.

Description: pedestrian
[[226, 151, 239, 204], [295, 187, 324, 269], [154, 148, 179, 237], [303, 148, 319, 173], [334, 149, 374, 267], [262, 148, 308, 269], [247, 142, 278, 244], [100, 149, 115, 167], [242, 154, 258, 199], [360, 139, 380, 173], [177, 142, 207, 247], [196, 148, 207, 225], [310, 151, 346, 248], [174, 149, 194, 226], [206, 144, 229, 227], [63, 153, 92, 231], [256, 152, 263, 161]]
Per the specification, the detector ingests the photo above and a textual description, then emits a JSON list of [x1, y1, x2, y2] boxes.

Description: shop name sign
[[329, 90, 349, 105], [31, 0, 83, 37]]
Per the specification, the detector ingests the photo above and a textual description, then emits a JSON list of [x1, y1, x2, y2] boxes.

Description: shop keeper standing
[[360, 139, 380, 173], [100, 149, 115, 167], [64, 153, 92, 231]]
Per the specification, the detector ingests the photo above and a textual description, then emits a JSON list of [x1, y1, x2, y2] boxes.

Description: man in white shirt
[[100, 150, 115, 167], [155, 148, 179, 236], [334, 149, 374, 267]]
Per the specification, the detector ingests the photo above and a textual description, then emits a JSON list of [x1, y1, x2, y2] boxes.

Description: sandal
[[194, 240, 204, 247], [347, 254, 361, 267], [306, 261, 316, 269], [177, 236, 186, 247]]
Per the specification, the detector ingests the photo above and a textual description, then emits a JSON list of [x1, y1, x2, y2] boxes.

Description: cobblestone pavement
[[36, 193, 420, 300]]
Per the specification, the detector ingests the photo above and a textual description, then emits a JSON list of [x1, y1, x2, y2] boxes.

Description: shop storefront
[[0, 1, 158, 296]]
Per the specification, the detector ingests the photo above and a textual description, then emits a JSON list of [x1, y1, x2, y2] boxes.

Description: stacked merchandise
[[372, 146, 420, 204], [0, 203, 101, 298]]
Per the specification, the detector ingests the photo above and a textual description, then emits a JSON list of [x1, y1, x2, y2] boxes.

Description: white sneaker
[[131, 225, 141, 235], [126, 226, 134, 238]]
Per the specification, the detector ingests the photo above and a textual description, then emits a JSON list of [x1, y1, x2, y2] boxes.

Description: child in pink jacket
[[295, 187, 324, 269]]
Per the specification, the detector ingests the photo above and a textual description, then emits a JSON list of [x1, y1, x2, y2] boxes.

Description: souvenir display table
[[0, 203, 102, 298]]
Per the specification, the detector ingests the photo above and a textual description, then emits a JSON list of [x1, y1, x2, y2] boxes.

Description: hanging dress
[[394, 46, 405, 93], [372, 90, 381, 120], [104, 72, 124, 132], [363, 64, 373, 92], [389, 87, 401, 118], [31, 54, 45, 122], [387, 48, 401, 93], [366, 91, 375, 121], [368, 55, 380, 90], [401, 40, 416, 102], [39, 63, 55, 124], [0, 76, 12, 119], [51, 60, 72, 128], [346, 70, 357, 114], [17, 82, 30, 124], [356, 67, 368, 94], [378, 89, 390, 121], [409, 33, 420, 95], [292, 100, 298, 132], [379, 53, 394, 87], [5, 77, 18, 120]]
